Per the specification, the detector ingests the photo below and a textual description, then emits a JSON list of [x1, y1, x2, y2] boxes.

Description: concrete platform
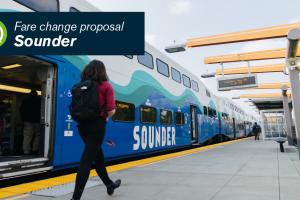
[[15, 139, 300, 200]]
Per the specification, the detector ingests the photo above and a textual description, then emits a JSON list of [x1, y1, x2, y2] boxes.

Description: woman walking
[[71, 60, 121, 200]]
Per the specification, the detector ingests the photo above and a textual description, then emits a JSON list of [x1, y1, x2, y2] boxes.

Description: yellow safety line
[[0, 137, 249, 199], [4, 194, 31, 200]]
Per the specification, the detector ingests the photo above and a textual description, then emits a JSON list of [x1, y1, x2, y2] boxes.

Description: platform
[[5, 138, 300, 200]]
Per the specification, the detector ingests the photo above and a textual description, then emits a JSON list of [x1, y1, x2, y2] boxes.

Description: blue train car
[[0, 0, 255, 178]]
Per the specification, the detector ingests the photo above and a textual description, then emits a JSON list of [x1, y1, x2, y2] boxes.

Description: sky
[[87, 0, 300, 118]]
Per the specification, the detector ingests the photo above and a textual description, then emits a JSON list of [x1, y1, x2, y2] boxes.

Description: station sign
[[217, 74, 258, 91]]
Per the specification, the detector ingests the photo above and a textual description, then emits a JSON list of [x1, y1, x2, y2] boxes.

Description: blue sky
[[87, 0, 300, 117]]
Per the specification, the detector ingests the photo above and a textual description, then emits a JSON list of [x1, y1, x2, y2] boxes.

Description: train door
[[218, 115, 223, 142], [233, 118, 236, 139], [190, 105, 198, 144], [0, 56, 55, 178]]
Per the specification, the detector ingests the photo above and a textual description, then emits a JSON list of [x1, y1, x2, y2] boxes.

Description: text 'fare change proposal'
[[0, 12, 144, 55]]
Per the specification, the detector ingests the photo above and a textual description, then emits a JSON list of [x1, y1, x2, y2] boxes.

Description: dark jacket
[[252, 124, 261, 134], [20, 94, 41, 123]]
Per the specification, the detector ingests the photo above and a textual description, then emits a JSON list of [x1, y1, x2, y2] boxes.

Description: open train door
[[190, 105, 198, 144], [0, 56, 55, 178]]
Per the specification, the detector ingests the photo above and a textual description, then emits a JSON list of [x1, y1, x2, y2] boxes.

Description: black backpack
[[69, 80, 101, 122]]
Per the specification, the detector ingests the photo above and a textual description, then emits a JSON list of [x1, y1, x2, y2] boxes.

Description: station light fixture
[[201, 72, 216, 78], [0, 84, 41, 95], [165, 43, 186, 53], [1, 64, 22, 70]]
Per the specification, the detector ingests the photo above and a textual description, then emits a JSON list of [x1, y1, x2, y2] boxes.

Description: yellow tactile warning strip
[[0, 137, 250, 199]]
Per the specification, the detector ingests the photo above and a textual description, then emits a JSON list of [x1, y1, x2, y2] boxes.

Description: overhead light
[[0, 84, 41, 95], [165, 43, 186, 53], [1, 64, 22, 70], [201, 72, 216, 78]]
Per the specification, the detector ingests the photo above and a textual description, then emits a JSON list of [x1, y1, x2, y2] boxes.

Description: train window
[[203, 106, 208, 115], [213, 109, 217, 117], [125, 55, 133, 59], [222, 113, 228, 120], [171, 67, 181, 83], [140, 106, 157, 124], [156, 59, 170, 77], [14, 0, 59, 12], [191, 80, 199, 92], [206, 89, 211, 97], [208, 107, 213, 117], [175, 112, 185, 125], [137, 51, 154, 69], [112, 101, 135, 122], [182, 74, 191, 88], [70, 7, 80, 12], [160, 109, 172, 125]]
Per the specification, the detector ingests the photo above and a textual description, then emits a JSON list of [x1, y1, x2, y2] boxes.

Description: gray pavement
[[20, 139, 300, 200]]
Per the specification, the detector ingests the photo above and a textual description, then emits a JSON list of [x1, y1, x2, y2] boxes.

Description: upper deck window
[[182, 74, 191, 88], [191, 80, 199, 92], [124, 55, 133, 59], [137, 52, 154, 69], [156, 59, 170, 77], [14, 0, 59, 12], [70, 7, 80, 12], [171, 67, 181, 83]]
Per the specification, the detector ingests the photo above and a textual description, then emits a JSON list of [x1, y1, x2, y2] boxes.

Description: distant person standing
[[252, 122, 261, 140], [20, 90, 41, 155], [70, 60, 121, 200]]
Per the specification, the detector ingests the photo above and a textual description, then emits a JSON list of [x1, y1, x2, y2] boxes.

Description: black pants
[[72, 118, 113, 200], [254, 133, 259, 140]]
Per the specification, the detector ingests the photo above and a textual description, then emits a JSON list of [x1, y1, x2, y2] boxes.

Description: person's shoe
[[107, 179, 121, 196]]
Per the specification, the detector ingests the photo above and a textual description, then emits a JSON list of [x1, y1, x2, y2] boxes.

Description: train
[[0, 0, 256, 178]]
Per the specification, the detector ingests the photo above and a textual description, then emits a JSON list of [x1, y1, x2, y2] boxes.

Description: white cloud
[[169, 0, 192, 15], [236, 39, 286, 53], [288, 18, 300, 23]]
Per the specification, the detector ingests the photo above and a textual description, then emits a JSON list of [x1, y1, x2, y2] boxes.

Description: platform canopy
[[204, 48, 300, 64], [235, 82, 291, 90], [237, 93, 291, 99], [215, 64, 285, 75], [187, 23, 300, 48], [250, 99, 284, 110]]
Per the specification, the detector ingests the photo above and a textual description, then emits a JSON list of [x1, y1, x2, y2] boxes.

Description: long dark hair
[[81, 60, 108, 83]]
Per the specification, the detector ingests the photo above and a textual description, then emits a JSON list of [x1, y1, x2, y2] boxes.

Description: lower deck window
[[203, 106, 208, 115], [175, 112, 185, 125], [160, 109, 172, 125], [140, 106, 156, 123], [112, 101, 135, 122]]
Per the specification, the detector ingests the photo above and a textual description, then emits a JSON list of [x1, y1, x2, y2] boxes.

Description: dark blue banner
[[0, 12, 144, 55]]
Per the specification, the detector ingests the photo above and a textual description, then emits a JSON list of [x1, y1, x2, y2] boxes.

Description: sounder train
[[0, 0, 256, 178]]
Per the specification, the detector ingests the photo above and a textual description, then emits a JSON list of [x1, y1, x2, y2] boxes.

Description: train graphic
[[0, 0, 256, 178]]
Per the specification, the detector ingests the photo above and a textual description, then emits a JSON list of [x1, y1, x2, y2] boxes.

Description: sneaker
[[107, 179, 121, 196]]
